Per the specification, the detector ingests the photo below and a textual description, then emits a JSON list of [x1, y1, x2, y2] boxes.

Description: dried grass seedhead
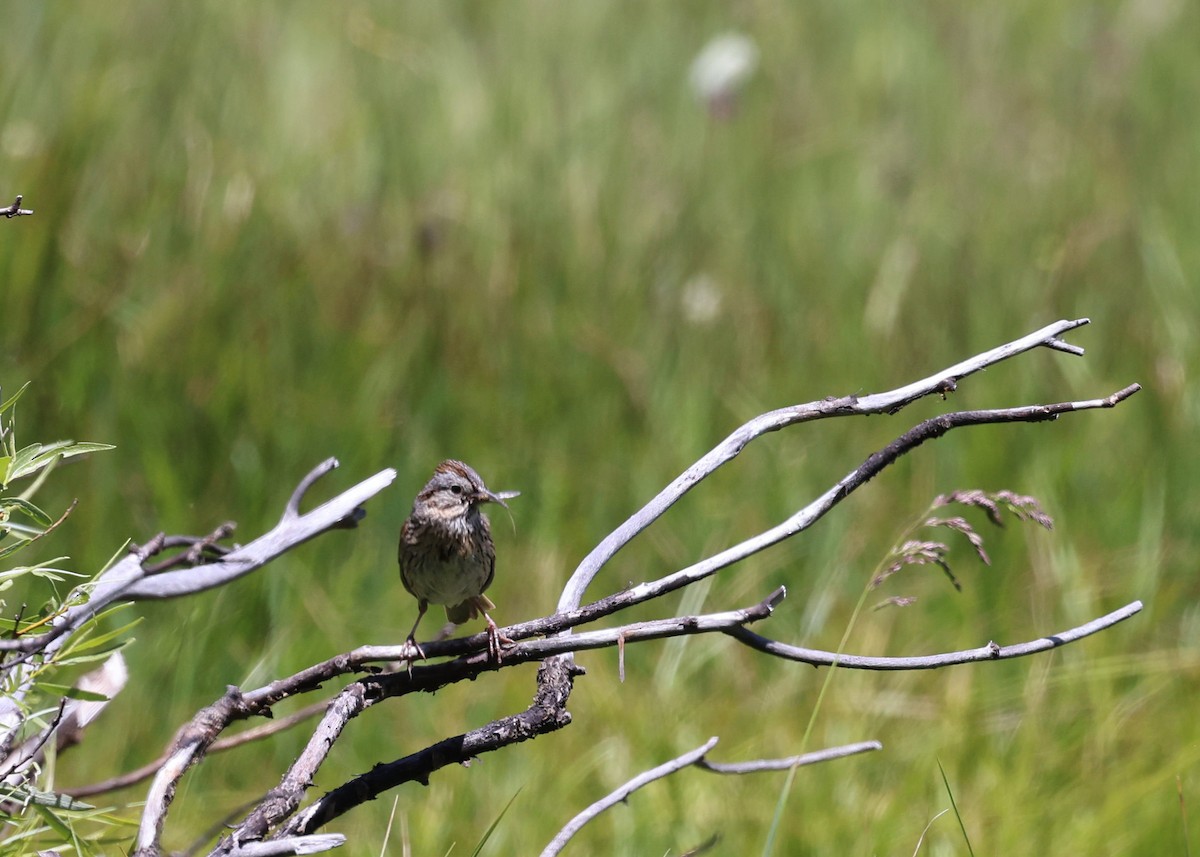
[[872, 489, 1054, 609], [933, 489, 1053, 530]]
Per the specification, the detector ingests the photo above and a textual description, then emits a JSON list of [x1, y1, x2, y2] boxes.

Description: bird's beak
[[479, 488, 520, 510]]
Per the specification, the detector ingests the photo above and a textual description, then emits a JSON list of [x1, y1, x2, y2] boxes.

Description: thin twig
[[696, 740, 882, 774], [6, 499, 79, 569], [0, 699, 66, 783], [539, 738, 882, 856], [725, 600, 1144, 670], [1, 195, 33, 218], [141, 522, 238, 574], [284, 459, 340, 522], [540, 738, 720, 857]]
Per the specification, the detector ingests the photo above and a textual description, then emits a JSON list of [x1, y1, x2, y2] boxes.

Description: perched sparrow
[[399, 460, 518, 662]]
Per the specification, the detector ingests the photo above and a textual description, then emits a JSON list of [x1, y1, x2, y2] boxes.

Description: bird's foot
[[401, 636, 427, 677], [484, 615, 515, 664]]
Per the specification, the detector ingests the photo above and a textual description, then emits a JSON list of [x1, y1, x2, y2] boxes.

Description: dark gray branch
[[272, 657, 579, 845], [204, 594, 783, 851]]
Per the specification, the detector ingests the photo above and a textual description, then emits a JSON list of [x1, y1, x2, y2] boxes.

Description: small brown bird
[[398, 460, 518, 662]]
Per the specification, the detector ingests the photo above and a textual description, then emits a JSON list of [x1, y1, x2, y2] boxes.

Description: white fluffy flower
[[688, 32, 760, 109]]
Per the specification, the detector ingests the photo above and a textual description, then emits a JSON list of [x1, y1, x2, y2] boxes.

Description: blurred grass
[[2, 1, 1199, 853]]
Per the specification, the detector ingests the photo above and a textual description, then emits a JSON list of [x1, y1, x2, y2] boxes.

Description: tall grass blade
[[936, 757, 975, 857], [470, 786, 522, 856]]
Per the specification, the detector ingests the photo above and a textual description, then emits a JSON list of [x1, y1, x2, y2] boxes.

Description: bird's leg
[[402, 601, 429, 664], [482, 612, 514, 664]]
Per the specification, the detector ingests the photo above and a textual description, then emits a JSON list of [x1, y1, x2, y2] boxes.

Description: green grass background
[[3, 2, 1198, 854]]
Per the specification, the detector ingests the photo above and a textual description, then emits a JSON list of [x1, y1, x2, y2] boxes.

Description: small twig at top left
[[2, 195, 34, 218]]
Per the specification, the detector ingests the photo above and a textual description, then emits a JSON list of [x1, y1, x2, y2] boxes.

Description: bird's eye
[[450, 484, 463, 495]]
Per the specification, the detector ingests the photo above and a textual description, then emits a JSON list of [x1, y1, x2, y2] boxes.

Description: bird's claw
[[484, 617, 515, 664], [401, 636, 427, 677]]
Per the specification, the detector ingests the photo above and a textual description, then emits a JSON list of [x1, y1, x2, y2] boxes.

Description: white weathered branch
[[0, 459, 396, 656], [0, 460, 396, 794], [224, 834, 345, 856], [540, 737, 884, 856], [540, 738, 720, 857], [725, 600, 1144, 669], [557, 317, 1095, 614], [555, 386, 1140, 637], [125, 462, 394, 599], [696, 740, 883, 774]]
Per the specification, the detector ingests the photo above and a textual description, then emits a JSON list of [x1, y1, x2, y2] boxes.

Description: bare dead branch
[[158, 497, 1137, 852], [0, 460, 395, 655], [134, 688, 257, 857], [124, 582, 1138, 851], [270, 657, 580, 845], [557, 317, 1097, 614], [284, 459, 340, 522], [0, 461, 395, 782], [725, 600, 1143, 669], [395, 385, 1138, 664], [179, 583, 1129, 848], [544, 385, 1141, 639], [175, 595, 782, 852], [124, 461, 393, 599]]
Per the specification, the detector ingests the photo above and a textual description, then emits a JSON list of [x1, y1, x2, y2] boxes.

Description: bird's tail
[[446, 594, 497, 625]]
